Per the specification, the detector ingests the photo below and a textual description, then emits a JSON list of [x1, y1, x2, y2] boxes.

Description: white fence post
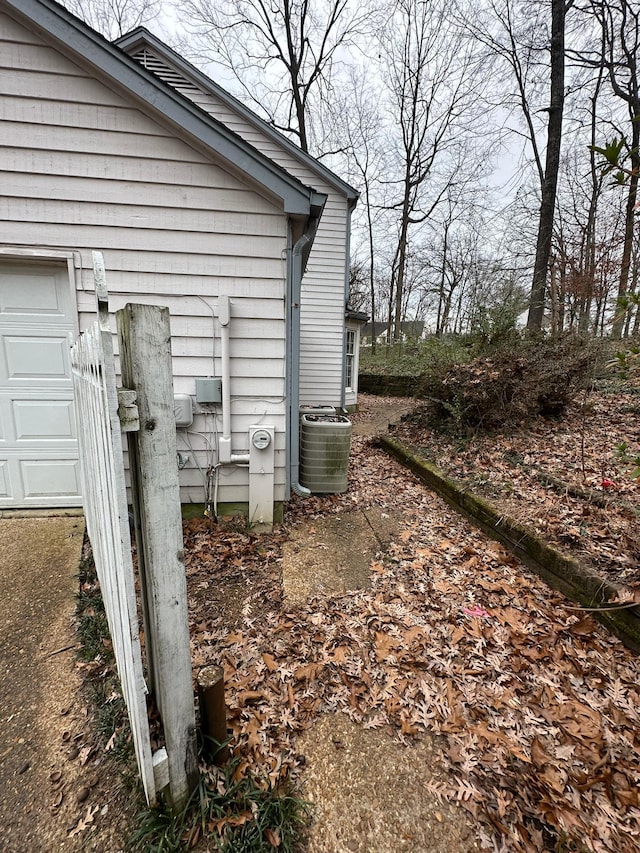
[[117, 303, 198, 812]]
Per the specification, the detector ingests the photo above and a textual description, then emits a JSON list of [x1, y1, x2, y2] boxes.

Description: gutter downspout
[[287, 225, 312, 498], [286, 193, 326, 499]]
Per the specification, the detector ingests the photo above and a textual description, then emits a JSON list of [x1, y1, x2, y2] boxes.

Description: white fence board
[[70, 260, 156, 805]]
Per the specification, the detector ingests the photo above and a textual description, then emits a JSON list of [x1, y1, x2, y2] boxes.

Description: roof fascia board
[[116, 27, 359, 203], [3, 0, 316, 217]]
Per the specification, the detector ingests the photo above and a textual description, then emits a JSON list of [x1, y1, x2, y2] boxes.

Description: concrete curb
[[377, 435, 640, 652], [0, 508, 84, 519]]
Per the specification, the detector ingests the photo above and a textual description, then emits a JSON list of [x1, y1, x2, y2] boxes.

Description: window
[[345, 329, 356, 391]]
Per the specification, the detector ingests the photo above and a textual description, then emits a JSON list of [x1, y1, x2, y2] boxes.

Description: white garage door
[[0, 261, 81, 508]]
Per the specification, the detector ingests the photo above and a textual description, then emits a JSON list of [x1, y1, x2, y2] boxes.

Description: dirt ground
[[0, 516, 132, 853], [187, 393, 640, 853], [391, 375, 640, 591], [297, 716, 478, 853], [185, 397, 481, 852]]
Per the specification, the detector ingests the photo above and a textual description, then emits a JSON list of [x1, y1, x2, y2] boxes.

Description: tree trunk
[[436, 223, 450, 337], [365, 182, 377, 353], [527, 0, 566, 332], [624, 248, 639, 337], [612, 117, 639, 338], [580, 62, 605, 333], [550, 259, 559, 334], [393, 188, 411, 342]]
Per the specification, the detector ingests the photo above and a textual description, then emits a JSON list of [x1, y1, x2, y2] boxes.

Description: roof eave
[[3, 0, 317, 218], [116, 26, 360, 204]]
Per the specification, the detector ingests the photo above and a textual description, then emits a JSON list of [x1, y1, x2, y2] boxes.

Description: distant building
[[361, 321, 425, 345]]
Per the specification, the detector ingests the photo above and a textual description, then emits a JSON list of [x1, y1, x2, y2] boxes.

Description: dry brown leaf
[[67, 805, 98, 837], [264, 827, 281, 847], [374, 631, 397, 662], [262, 653, 278, 672], [540, 765, 567, 794], [294, 662, 324, 681], [530, 736, 551, 769], [184, 394, 640, 853], [558, 701, 603, 742]]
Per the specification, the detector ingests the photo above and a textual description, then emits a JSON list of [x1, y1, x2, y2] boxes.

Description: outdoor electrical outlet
[[195, 377, 222, 404]]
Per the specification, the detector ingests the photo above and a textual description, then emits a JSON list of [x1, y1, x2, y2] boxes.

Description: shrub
[[411, 334, 605, 433]]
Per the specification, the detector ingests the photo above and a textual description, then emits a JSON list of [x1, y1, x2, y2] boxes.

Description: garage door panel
[[20, 459, 81, 500], [13, 399, 76, 441], [0, 260, 80, 508], [3, 334, 72, 382], [0, 460, 11, 499], [0, 267, 71, 320]]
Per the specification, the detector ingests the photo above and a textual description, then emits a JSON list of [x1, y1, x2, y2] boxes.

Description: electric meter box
[[174, 394, 193, 428]]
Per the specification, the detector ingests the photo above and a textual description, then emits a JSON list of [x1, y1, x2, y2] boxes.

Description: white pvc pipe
[[218, 295, 232, 463]]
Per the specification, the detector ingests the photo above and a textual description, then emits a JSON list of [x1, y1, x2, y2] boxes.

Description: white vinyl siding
[[0, 13, 288, 506], [130, 48, 350, 408]]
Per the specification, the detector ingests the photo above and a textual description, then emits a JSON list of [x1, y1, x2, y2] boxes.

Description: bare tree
[[459, 0, 571, 333], [178, 0, 369, 153], [61, 0, 160, 38], [579, 24, 608, 333], [589, 0, 640, 338], [324, 67, 390, 350], [527, 0, 569, 331], [380, 0, 478, 342]]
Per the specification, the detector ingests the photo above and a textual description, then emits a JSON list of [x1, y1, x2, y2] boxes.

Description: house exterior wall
[[0, 11, 290, 506], [129, 48, 350, 409]]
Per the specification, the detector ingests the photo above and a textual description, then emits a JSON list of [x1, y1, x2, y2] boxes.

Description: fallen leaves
[[392, 378, 640, 589], [185, 397, 640, 853], [67, 804, 98, 837]]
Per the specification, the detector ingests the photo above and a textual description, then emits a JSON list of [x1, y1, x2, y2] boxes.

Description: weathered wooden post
[[117, 303, 198, 812], [197, 665, 230, 765]]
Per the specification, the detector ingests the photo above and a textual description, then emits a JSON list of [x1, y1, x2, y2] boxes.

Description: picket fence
[[70, 253, 197, 809]]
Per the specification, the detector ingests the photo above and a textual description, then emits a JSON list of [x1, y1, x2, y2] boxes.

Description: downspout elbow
[[292, 481, 311, 497]]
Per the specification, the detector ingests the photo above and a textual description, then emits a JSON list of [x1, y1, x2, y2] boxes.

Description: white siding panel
[[2, 120, 212, 162], [1, 11, 47, 42], [1, 173, 279, 215], [0, 12, 289, 507], [77, 295, 284, 322], [0, 148, 276, 196], [1, 196, 286, 237], [3, 69, 137, 108], [0, 221, 284, 263], [169, 357, 283, 379], [169, 326, 283, 355]]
